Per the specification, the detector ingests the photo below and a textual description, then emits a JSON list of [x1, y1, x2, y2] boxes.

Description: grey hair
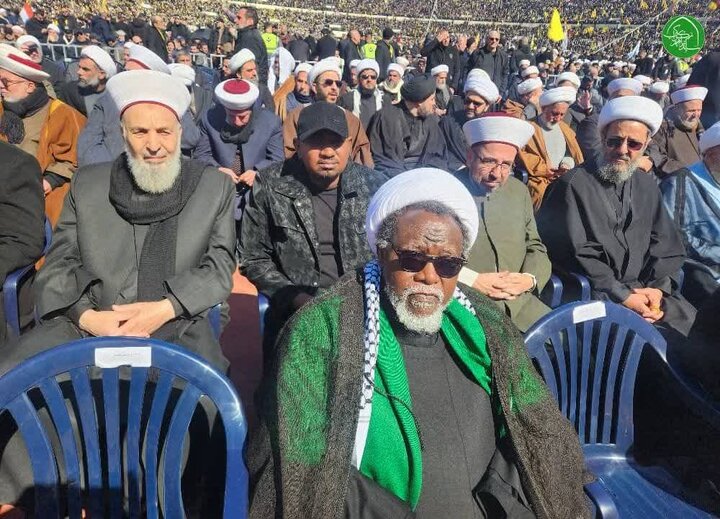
[[375, 200, 472, 256]]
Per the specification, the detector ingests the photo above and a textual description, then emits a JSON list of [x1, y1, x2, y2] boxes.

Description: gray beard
[[597, 156, 640, 185], [384, 283, 448, 334], [125, 144, 182, 194], [78, 76, 100, 88]]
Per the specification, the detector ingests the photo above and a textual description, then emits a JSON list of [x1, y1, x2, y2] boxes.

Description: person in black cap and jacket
[[375, 28, 395, 82], [367, 74, 449, 176]]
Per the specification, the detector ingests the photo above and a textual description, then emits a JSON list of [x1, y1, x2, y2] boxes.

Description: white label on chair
[[95, 347, 152, 368], [572, 302, 606, 324]]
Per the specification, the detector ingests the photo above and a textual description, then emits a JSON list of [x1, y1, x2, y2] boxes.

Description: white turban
[[81, 45, 117, 78], [463, 75, 499, 103], [519, 59, 530, 68], [467, 68, 491, 82], [349, 59, 361, 70], [674, 74, 691, 89], [633, 74, 652, 86], [387, 63, 404, 76], [431, 64, 449, 76], [106, 69, 191, 119], [607, 78, 643, 97], [598, 96, 664, 136], [0, 43, 49, 82], [699, 121, 720, 154], [15, 35, 42, 59], [365, 168, 479, 255], [648, 81, 669, 94], [294, 62, 313, 77], [168, 63, 195, 86], [670, 85, 708, 105], [463, 114, 534, 150], [309, 57, 341, 84], [395, 56, 410, 68], [556, 71, 580, 88], [229, 48, 255, 74], [539, 86, 576, 107], [356, 58, 379, 76], [521, 65, 539, 78], [517, 77, 543, 95], [126, 44, 170, 74], [46, 24, 60, 33], [214, 79, 259, 110]]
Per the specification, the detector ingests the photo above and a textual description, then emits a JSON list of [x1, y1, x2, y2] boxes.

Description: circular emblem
[[662, 15, 705, 58]]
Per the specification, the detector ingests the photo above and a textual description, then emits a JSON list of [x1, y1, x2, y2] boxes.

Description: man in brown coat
[[518, 86, 583, 209], [282, 58, 374, 168], [0, 45, 86, 227]]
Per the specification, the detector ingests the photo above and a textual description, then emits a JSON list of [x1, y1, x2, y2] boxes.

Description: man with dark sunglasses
[[538, 96, 696, 337], [338, 59, 391, 129], [239, 101, 386, 346], [453, 114, 552, 332], [247, 168, 589, 518], [465, 30, 509, 95], [282, 58, 374, 167]]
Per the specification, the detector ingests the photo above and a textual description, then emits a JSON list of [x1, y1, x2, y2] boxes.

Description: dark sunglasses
[[393, 248, 466, 278], [360, 74, 377, 80], [605, 136, 644, 152], [319, 78, 342, 88], [464, 98, 486, 108], [488, 37, 499, 41]]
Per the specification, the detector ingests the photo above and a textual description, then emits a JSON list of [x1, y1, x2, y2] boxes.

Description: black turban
[[400, 74, 436, 103]]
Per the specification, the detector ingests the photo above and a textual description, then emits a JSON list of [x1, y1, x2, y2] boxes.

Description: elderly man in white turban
[[648, 85, 708, 178], [646, 80, 670, 109], [338, 58, 390, 129], [247, 167, 589, 519], [229, 48, 275, 111], [453, 114, 552, 331], [503, 76, 543, 120], [168, 62, 213, 124], [58, 45, 117, 117], [538, 96, 696, 336], [430, 63, 451, 113], [0, 70, 236, 513], [518, 86, 584, 209], [660, 121, 720, 303], [439, 74, 499, 170], [15, 34, 63, 88], [77, 44, 201, 167]]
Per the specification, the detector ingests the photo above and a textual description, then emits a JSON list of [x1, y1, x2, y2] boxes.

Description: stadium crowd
[[0, 0, 719, 517]]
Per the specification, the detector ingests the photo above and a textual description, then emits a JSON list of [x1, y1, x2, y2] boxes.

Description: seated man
[[227, 48, 275, 110], [367, 73, 448, 176], [518, 86, 584, 209], [648, 85, 707, 178], [454, 114, 551, 332], [273, 62, 313, 122], [338, 59, 390, 129], [57, 45, 117, 117], [379, 62, 404, 103], [282, 58, 374, 168], [538, 96, 696, 336], [439, 74, 498, 171], [431, 63, 451, 114], [0, 143, 44, 344], [247, 168, 589, 518], [504, 76, 542, 120], [239, 102, 386, 343], [194, 78, 283, 201], [660, 122, 720, 303]]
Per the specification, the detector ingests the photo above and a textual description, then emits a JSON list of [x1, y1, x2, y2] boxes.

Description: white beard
[[597, 156, 641, 185], [384, 284, 448, 334], [125, 144, 182, 194]]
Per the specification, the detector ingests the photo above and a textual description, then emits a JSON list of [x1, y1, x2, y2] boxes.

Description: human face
[[177, 53, 192, 66], [312, 71, 341, 103], [415, 94, 436, 118], [19, 43, 42, 64], [122, 103, 181, 167], [235, 9, 252, 28], [296, 130, 352, 188], [379, 209, 464, 326], [350, 30, 360, 44], [225, 107, 253, 127], [387, 70, 401, 86], [541, 102, 569, 126], [77, 56, 103, 88], [486, 31, 500, 50], [222, 59, 231, 78], [358, 68, 377, 90], [676, 99, 702, 130], [467, 142, 517, 192], [435, 72, 447, 87], [0, 69, 33, 103], [417, 59, 426, 73], [238, 60, 258, 81], [601, 120, 650, 172], [350, 68, 358, 86], [294, 71, 310, 95], [464, 92, 489, 119]]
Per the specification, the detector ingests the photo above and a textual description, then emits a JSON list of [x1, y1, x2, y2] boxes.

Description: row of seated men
[[1, 39, 719, 516]]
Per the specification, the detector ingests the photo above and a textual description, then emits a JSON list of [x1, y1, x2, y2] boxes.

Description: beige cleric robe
[[456, 171, 552, 332], [517, 120, 584, 211], [647, 118, 702, 178]]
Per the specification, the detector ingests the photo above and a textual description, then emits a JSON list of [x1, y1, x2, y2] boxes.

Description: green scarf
[[358, 298, 493, 509]]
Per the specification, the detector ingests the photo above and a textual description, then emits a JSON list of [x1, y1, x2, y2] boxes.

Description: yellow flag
[[547, 8, 565, 42], [99, 0, 107, 12], [710, 0, 718, 10], [662, 0, 668, 8], [591, 8, 597, 18], [640, 0, 648, 9]]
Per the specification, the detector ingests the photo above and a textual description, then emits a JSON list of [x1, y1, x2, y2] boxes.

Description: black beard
[[359, 85, 375, 97]]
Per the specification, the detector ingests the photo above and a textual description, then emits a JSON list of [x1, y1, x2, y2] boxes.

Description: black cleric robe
[[536, 164, 696, 336]]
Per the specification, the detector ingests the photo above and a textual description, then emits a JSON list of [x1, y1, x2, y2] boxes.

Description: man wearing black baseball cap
[[239, 101, 388, 343]]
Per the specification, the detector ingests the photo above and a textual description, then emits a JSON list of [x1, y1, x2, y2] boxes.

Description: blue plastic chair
[[525, 301, 719, 518], [3, 218, 53, 339], [551, 269, 591, 304], [0, 337, 248, 518], [257, 293, 269, 337], [540, 273, 564, 309]]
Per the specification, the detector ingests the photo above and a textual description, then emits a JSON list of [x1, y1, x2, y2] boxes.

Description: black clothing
[[40, 58, 64, 90], [420, 39, 460, 90], [235, 26, 268, 84], [688, 50, 720, 129], [367, 102, 448, 176], [144, 25, 169, 63], [57, 81, 103, 117], [537, 165, 696, 335], [167, 21, 190, 41], [310, 187, 341, 288], [24, 17, 47, 39], [653, 57, 680, 81], [511, 45, 536, 72], [575, 112, 602, 170], [467, 47, 510, 95], [57, 14, 79, 33], [339, 39, 361, 82], [375, 39, 394, 81], [288, 38, 311, 63], [439, 110, 470, 171], [208, 26, 234, 54], [315, 34, 338, 60], [634, 56, 655, 76]]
